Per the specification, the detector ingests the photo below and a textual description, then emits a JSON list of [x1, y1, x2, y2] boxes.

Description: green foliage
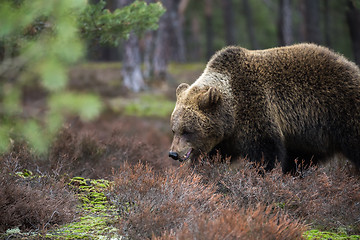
[[304, 229, 360, 240], [0, 0, 164, 154], [0, 0, 95, 153], [79, 0, 165, 46]]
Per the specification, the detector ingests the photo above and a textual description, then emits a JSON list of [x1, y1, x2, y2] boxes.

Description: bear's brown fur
[[169, 43, 360, 173]]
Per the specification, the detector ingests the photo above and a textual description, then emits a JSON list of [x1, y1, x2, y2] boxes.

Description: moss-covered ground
[[46, 177, 120, 239], [304, 229, 360, 240]]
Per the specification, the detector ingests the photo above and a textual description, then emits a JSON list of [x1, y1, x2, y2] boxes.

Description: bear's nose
[[169, 151, 179, 160]]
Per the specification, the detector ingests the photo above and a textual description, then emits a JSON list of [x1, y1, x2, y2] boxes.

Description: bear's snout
[[169, 151, 179, 160]]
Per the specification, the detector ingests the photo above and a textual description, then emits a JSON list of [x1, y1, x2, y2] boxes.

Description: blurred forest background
[[92, 0, 360, 92], [1, 0, 360, 152]]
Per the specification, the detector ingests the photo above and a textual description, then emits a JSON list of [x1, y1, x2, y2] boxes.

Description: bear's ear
[[198, 87, 221, 110], [176, 83, 189, 97]]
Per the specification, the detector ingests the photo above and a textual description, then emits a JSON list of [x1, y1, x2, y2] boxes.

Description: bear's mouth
[[179, 148, 193, 162]]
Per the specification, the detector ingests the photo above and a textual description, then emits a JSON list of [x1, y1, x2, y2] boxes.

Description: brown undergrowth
[[195, 157, 360, 234], [0, 155, 77, 233], [110, 162, 307, 240], [108, 153, 360, 238], [4, 115, 176, 180], [0, 115, 175, 235], [157, 205, 306, 240], [1, 114, 360, 238], [111, 163, 222, 239]]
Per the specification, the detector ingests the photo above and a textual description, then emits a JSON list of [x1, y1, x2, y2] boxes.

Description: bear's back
[[207, 44, 360, 156], [207, 44, 360, 108], [208, 44, 360, 87]]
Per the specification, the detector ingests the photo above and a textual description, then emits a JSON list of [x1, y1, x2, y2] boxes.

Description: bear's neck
[[193, 69, 232, 94], [192, 69, 236, 138]]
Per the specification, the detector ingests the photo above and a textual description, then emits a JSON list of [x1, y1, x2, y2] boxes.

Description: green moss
[[304, 229, 360, 240], [68, 178, 113, 212], [44, 177, 120, 239], [71, 176, 85, 180], [275, 201, 286, 209], [50, 215, 119, 239], [16, 169, 33, 178]]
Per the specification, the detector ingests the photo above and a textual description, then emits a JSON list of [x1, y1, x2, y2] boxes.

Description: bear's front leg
[[242, 134, 286, 172]]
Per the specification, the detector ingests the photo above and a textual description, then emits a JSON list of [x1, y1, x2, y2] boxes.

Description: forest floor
[[1, 62, 360, 239]]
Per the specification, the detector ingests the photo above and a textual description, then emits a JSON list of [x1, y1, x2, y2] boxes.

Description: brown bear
[[169, 43, 360, 173]]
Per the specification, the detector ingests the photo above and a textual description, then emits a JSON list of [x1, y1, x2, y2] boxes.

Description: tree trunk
[[302, 0, 322, 44], [243, 0, 259, 49], [153, 6, 170, 81], [117, 0, 145, 92], [346, 0, 360, 66], [170, 9, 186, 62], [278, 0, 293, 46], [222, 0, 236, 45], [143, 31, 154, 80], [174, 0, 188, 62], [187, 16, 202, 61], [122, 33, 145, 92], [323, 0, 332, 47], [153, 0, 186, 80], [205, 0, 214, 60]]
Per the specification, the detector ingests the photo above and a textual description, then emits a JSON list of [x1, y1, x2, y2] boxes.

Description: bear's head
[[169, 82, 231, 163]]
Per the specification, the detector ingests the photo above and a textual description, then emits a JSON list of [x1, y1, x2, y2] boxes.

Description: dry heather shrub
[[4, 115, 175, 179], [0, 155, 77, 233], [110, 162, 224, 239], [296, 167, 360, 232], [47, 121, 174, 178], [157, 205, 307, 240], [71, 115, 177, 170], [197, 157, 360, 233], [0, 115, 174, 179]]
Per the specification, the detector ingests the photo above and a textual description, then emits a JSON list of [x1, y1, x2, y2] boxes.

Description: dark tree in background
[[346, 0, 360, 66], [205, 0, 214, 60], [117, 0, 145, 92], [152, 0, 187, 80], [122, 33, 145, 92], [187, 11, 202, 61], [302, 0, 322, 44], [152, 11, 170, 81], [143, 31, 154, 80], [323, 0, 332, 47], [278, 0, 293, 46], [222, 0, 236, 45], [172, 0, 188, 62], [243, 0, 259, 49]]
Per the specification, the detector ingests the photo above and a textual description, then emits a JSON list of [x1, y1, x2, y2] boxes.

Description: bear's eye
[[182, 129, 193, 136]]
